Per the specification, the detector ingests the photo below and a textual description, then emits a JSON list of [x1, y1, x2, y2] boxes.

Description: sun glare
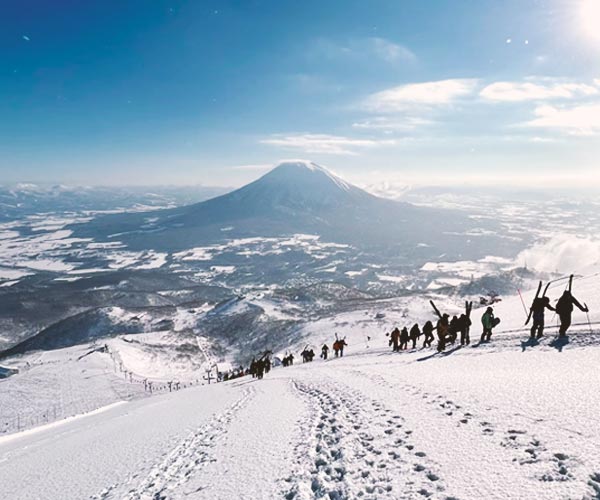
[[581, 0, 600, 40]]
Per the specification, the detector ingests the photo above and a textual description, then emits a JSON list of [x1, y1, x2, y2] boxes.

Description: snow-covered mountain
[[72, 161, 512, 259]]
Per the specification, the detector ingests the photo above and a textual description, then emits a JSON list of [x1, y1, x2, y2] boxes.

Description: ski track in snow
[[283, 379, 449, 500], [93, 387, 255, 500]]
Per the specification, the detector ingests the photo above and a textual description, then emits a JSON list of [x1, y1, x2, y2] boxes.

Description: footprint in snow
[[588, 473, 600, 497]]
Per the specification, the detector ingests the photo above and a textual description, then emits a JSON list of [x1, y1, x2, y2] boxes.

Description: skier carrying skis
[[390, 327, 401, 352], [530, 296, 555, 339], [458, 313, 472, 346], [480, 307, 499, 342], [556, 290, 588, 337], [422, 321, 435, 348], [436, 314, 450, 352], [409, 323, 421, 349]]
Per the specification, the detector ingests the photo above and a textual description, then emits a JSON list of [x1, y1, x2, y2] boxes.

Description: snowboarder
[[436, 314, 450, 352], [321, 344, 330, 360], [389, 327, 401, 352], [458, 313, 472, 346], [530, 296, 555, 339], [480, 307, 499, 342], [400, 327, 409, 350], [422, 321, 435, 348], [556, 289, 588, 337], [409, 323, 421, 349]]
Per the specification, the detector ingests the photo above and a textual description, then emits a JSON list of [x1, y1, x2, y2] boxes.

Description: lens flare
[[581, 0, 600, 40]]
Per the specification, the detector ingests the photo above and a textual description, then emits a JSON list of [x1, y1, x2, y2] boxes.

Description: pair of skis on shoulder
[[429, 300, 473, 320], [524, 274, 574, 325]]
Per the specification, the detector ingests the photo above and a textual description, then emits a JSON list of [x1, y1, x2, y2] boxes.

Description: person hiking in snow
[[389, 327, 401, 352], [333, 338, 347, 357], [448, 316, 460, 344], [530, 296, 555, 339], [256, 359, 265, 380], [399, 327, 410, 350], [282, 354, 294, 367], [458, 313, 472, 346], [410, 323, 421, 349], [321, 344, 330, 360], [250, 358, 257, 378], [301, 348, 311, 363], [422, 321, 435, 348], [556, 290, 588, 337], [436, 314, 450, 352], [480, 307, 499, 342], [264, 357, 271, 374]]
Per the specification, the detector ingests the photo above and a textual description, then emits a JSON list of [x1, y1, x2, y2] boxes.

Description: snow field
[[2, 332, 600, 499]]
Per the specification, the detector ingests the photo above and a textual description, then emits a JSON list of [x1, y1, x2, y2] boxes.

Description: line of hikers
[[281, 336, 348, 369], [388, 309, 484, 354], [389, 303, 490, 352], [248, 355, 271, 379], [386, 275, 590, 354], [243, 276, 591, 381], [388, 299, 490, 353]]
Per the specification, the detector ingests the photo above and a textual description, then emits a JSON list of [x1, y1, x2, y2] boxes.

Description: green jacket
[[481, 311, 495, 329]]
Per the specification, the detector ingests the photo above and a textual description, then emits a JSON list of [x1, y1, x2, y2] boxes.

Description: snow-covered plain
[[2, 274, 600, 499]]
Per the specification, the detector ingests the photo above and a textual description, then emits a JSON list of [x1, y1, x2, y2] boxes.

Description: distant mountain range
[[72, 161, 507, 258], [0, 184, 228, 221]]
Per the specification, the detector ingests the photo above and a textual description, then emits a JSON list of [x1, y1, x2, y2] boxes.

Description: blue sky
[[1, 0, 599, 188]]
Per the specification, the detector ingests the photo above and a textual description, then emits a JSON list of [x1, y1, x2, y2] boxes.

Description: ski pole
[[586, 307, 593, 334], [517, 289, 528, 318]]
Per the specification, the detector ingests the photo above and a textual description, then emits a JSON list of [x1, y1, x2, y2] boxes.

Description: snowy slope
[[2, 276, 600, 499], [2, 335, 600, 499]]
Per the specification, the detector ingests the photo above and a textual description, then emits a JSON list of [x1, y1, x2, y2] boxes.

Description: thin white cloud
[[260, 133, 395, 155], [364, 79, 479, 112], [352, 116, 434, 132], [311, 36, 416, 63], [480, 80, 598, 102], [368, 37, 416, 62], [525, 103, 600, 135]]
